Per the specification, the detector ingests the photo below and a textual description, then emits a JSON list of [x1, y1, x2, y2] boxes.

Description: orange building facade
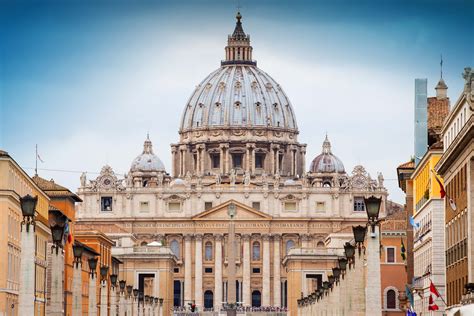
[[380, 203, 408, 315]]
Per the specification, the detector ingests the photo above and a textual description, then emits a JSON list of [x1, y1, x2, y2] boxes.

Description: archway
[[251, 290, 261, 307], [204, 290, 213, 309]]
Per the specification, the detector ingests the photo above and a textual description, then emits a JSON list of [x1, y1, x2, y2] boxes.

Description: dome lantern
[[222, 12, 256, 66]]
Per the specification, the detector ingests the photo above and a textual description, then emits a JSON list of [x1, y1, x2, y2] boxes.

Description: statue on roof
[[80, 172, 87, 187]]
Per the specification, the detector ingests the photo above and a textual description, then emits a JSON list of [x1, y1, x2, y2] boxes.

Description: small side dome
[[170, 178, 186, 188], [284, 179, 297, 186], [130, 135, 166, 172], [309, 135, 345, 173]]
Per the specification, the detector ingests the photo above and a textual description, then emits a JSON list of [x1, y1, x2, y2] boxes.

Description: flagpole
[[429, 278, 448, 307]]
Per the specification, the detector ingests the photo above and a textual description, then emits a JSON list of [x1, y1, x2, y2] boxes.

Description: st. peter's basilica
[[76, 12, 387, 315]]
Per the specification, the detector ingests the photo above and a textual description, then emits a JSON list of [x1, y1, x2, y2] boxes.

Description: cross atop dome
[[143, 134, 154, 154], [222, 12, 256, 66]]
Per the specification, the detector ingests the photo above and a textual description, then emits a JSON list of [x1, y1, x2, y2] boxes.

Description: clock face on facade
[[352, 175, 367, 189], [101, 177, 113, 188]]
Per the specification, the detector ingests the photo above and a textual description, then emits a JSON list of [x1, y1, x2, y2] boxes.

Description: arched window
[[204, 290, 213, 309], [252, 290, 262, 307], [385, 288, 398, 309], [170, 240, 180, 259], [252, 241, 261, 260], [317, 241, 325, 248], [286, 240, 295, 254], [140, 241, 147, 246], [205, 241, 213, 261]]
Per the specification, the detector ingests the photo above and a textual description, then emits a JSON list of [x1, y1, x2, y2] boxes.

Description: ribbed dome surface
[[130, 137, 166, 172], [180, 65, 298, 131], [310, 136, 345, 173]]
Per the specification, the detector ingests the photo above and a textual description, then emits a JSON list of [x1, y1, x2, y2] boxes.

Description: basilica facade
[[75, 12, 387, 315]]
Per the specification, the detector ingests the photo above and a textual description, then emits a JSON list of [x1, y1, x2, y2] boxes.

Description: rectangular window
[[101, 197, 113, 212], [252, 202, 261, 211], [232, 154, 243, 169], [353, 197, 365, 212], [139, 201, 149, 212], [255, 154, 265, 169], [205, 202, 213, 211], [252, 267, 261, 274], [168, 202, 181, 212], [386, 247, 395, 263], [204, 267, 213, 273], [284, 202, 297, 211], [211, 154, 220, 169], [316, 202, 325, 212]]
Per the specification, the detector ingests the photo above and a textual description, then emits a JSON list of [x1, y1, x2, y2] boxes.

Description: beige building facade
[[0, 151, 51, 316], [75, 13, 388, 315]]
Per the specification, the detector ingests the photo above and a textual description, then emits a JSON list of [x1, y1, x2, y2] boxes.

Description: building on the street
[[75, 12, 389, 316], [380, 201, 407, 315], [411, 76, 450, 315], [436, 67, 474, 314], [0, 151, 51, 316], [32, 175, 82, 315]]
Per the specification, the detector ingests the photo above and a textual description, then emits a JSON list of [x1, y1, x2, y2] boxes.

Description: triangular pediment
[[192, 200, 272, 220]]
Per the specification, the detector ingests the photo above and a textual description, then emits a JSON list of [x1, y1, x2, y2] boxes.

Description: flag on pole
[[37, 153, 44, 163], [405, 284, 414, 308], [432, 170, 446, 198], [428, 280, 440, 311], [401, 238, 406, 261], [409, 216, 420, 229]]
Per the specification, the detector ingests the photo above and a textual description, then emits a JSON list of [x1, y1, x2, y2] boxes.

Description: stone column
[[110, 286, 117, 316], [128, 296, 133, 316], [270, 145, 275, 174], [184, 235, 192, 305], [72, 261, 83, 316], [273, 234, 281, 307], [171, 146, 177, 178], [251, 146, 256, 175], [301, 146, 306, 176], [18, 226, 35, 315], [100, 279, 108, 316], [118, 292, 125, 316], [219, 145, 225, 174], [48, 248, 64, 315], [262, 234, 271, 306], [246, 144, 251, 173], [159, 301, 164, 316], [214, 234, 223, 311], [242, 234, 251, 307], [194, 234, 203, 308], [89, 274, 97, 316], [225, 146, 230, 174], [366, 226, 382, 315]]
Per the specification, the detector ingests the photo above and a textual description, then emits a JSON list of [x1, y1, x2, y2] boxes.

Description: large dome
[[309, 136, 345, 174], [130, 136, 166, 172], [180, 65, 297, 131]]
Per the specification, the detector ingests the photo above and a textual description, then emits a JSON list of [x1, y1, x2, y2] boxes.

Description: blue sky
[[1, 0, 473, 203]]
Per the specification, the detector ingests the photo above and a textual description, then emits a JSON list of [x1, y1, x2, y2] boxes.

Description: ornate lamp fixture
[[100, 265, 109, 282], [352, 225, 367, 255], [126, 285, 133, 298], [132, 288, 139, 300], [110, 274, 118, 288], [322, 281, 330, 295], [154, 297, 159, 305], [88, 257, 98, 278], [138, 292, 144, 303], [50, 219, 66, 255], [72, 243, 84, 268], [344, 242, 356, 267], [119, 280, 126, 294], [332, 267, 341, 283], [311, 292, 317, 303], [145, 295, 150, 305], [364, 196, 382, 236], [328, 275, 335, 290], [338, 257, 348, 275], [20, 194, 37, 231], [159, 297, 163, 305]]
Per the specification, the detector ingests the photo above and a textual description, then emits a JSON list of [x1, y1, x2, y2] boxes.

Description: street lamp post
[[49, 214, 67, 316], [88, 257, 98, 316], [99, 266, 109, 316], [159, 297, 164, 316], [126, 285, 133, 316], [133, 288, 139, 316], [18, 194, 37, 316], [110, 274, 118, 316], [118, 280, 126, 316], [72, 243, 84, 316]]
